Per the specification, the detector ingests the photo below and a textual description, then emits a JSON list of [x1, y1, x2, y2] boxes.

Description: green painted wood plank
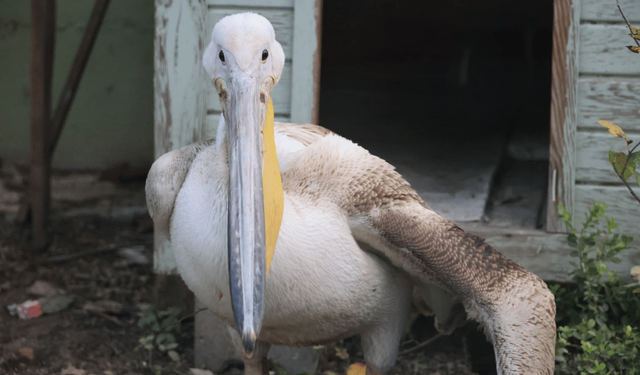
[[580, 24, 640, 75], [578, 78, 640, 131], [581, 0, 640, 22], [206, 7, 293, 58], [576, 130, 639, 184], [463, 225, 639, 283], [206, 0, 294, 8], [575, 184, 640, 237], [207, 61, 292, 114], [290, 0, 322, 124]]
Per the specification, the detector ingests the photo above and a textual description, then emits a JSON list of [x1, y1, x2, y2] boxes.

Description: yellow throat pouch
[[262, 98, 284, 276]]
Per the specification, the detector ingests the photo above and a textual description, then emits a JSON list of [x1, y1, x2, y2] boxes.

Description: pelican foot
[[244, 357, 269, 375], [365, 365, 385, 375]]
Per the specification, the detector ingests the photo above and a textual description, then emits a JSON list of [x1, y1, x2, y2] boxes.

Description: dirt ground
[[0, 163, 489, 375]]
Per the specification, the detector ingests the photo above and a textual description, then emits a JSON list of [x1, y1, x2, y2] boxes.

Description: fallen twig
[[87, 308, 124, 326], [398, 333, 444, 356]]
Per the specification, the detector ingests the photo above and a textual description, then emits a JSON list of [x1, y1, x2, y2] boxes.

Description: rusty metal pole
[[29, 0, 56, 250]]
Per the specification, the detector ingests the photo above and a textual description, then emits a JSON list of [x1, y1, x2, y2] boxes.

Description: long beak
[[225, 73, 266, 356]]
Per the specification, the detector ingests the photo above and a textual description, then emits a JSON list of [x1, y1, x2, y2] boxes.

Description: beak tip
[[242, 328, 257, 357]]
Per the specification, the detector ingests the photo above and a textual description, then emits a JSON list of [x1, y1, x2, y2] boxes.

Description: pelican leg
[[242, 340, 270, 375], [361, 279, 412, 375], [358, 206, 556, 374], [227, 325, 271, 375], [417, 284, 467, 334]]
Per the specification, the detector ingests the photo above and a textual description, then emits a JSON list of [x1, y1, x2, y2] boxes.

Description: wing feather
[[145, 140, 215, 239], [281, 133, 555, 374]]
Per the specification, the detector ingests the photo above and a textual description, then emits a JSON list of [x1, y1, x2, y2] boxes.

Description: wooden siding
[[581, 0, 640, 22], [551, 0, 640, 236], [576, 130, 640, 184], [205, 8, 294, 58], [580, 24, 640, 75], [207, 0, 294, 7], [578, 78, 640, 131], [464, 225, 639, 283], [574, 185, 640, 238]]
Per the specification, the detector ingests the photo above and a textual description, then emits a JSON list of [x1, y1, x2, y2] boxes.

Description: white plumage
[[146, 12, 556, 375]]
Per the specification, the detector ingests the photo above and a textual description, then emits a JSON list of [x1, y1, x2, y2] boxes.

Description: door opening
[[319, 0, 554, 228]]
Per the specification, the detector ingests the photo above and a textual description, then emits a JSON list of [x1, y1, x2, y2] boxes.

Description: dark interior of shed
[[318, 0, 554, 230]]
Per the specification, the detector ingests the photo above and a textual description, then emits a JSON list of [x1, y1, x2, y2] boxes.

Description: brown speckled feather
[[278, 129, 556, 375]]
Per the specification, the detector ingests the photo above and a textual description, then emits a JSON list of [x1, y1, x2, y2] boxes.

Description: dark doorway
[[319, 0, 554, 228]]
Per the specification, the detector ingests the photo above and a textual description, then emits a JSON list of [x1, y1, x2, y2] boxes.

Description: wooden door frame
[[546, 0, 580, 232]]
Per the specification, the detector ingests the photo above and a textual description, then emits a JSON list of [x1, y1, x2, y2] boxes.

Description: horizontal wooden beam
[[463, 224, 639, 283], [580, 24, 640, 75], [581, 0, 640, 22], [206, 7, 294, 58], [578, 78, 640, 132], [574, 184, 640, 236], [576, 130, 639, 184], [206, 0, 294, 8]]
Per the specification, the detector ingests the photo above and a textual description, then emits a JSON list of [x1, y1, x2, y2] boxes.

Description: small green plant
[[136, 306, 182, 375], [552, 202, 640, 374]]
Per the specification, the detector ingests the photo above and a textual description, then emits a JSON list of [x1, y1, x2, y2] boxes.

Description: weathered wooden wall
[[575, 0, 640, 238], [549, 0, 640, 239]]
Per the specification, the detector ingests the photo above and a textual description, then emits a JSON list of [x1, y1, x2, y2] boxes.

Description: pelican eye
[[261, 49, 269, 61], [219, 50, 225, 63]]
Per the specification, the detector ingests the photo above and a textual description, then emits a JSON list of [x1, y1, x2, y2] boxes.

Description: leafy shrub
[[552, 202, 640, 374], [136, 306, 183, 374]]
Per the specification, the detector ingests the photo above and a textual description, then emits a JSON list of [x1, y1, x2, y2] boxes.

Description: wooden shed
[[154, 0, 639, 279], [153, 0, 639, 369]]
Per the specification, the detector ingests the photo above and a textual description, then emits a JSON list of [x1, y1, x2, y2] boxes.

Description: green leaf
[[607, 217, 618, 233], [612, 152, 636, 180], [168, 350, 180, 362], [609, 150, 616, 165], [636, 171, 640, 187]]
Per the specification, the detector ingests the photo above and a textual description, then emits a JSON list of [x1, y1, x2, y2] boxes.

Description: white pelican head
[[202, 13, 285, 356]]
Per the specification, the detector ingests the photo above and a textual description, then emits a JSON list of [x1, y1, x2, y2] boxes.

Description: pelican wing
[[281, 132, 556, 375], [145, 140, 215, 239], [274, 122, 333, 146]]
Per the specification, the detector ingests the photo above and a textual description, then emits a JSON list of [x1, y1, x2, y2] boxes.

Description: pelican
[[146, 13, 556, 375]]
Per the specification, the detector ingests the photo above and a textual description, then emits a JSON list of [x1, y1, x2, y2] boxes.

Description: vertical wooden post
[[153, 0, 208, 274], [290, 0, 323, 125], [546, 0, 580, 232], [153, 0, 206, 319], [29, 0, 56, 250]]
